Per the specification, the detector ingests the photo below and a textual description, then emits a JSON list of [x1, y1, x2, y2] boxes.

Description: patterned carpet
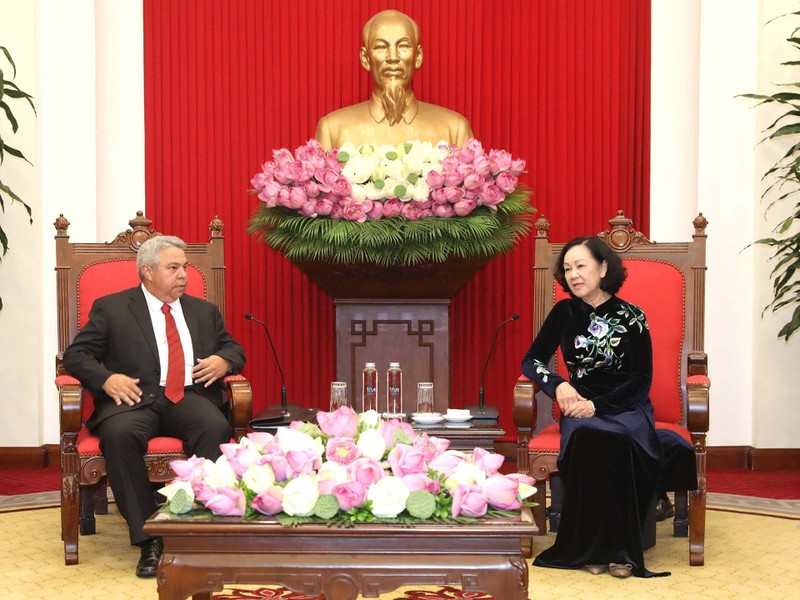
[[213, 587, 494, 599], [1, 498, 799, 600]]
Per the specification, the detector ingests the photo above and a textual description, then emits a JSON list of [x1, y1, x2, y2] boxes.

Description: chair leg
[[532, 478, 548, 536], [80, 485, 97, 536], [673, 490, 689, 537], [61, 456, 80, 565], [689, 487, 706, 566], [94, 476, 109, 515]]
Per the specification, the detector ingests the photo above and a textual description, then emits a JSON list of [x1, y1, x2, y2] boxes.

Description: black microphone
[[467, 313, 520, 421], [245, 313, 287, 415]]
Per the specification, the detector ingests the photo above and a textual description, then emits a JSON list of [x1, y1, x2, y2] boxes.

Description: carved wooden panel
[[335, 300, 450, 414]]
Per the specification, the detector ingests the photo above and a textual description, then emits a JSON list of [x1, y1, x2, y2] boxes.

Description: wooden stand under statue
[[294, 258, 488, 415]]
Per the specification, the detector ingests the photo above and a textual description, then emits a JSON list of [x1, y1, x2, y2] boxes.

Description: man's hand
[[193, 355, 232, 387], [102, 374, 142, 406]]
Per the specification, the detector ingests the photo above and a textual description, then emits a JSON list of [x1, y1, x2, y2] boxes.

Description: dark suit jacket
[[63, 286, 246, 432]]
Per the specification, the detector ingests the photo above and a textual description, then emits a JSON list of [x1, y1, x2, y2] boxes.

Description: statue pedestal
[[294, 258, 488, 412]]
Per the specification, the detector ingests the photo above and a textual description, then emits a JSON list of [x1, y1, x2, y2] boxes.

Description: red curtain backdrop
[[143, 0, 651, 439]]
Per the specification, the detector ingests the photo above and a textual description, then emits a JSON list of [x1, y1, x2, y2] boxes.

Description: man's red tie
[[162, 303, 185, 403]]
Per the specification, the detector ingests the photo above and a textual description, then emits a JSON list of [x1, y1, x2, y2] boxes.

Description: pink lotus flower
[[388, 444, 428, 477], [192, 481, 216, 503], [285, 448, 320, 478], [379, 419, 415, 449], [495, 171, 518, 194], [478, 182, 506, 210], [169, 455, 210, 483], [413, 433, 450, 461], [471, 447, 505, 476], [381, 198, 402, 218], [258, 451, 289, 481], [367, 201, 384, 220], [314, 196, 334, 216], [205, 487, 246, 517], [426, 169, 444, 189], [316, 168, 341, 193], [347, 457, 385, 488], [400, 202, 429, 220], [505, 472, 536, 487], [451, 483, 488, 518], [488, 149, 513, 174], [453, 198, 478, 216], [472, 155, 492, 177], [332, 481, 367, 511], [484, 474, 521, 510], [251, 485, 284, 516], [510, 158, 526, 176], [219, 443, 263, 477], [304, 180, 321, 198], [272, 147, 293, 167], [326, 437, 359, 465], [432, 203, 456, 218], [288, 186, 308, 209], [401, 473, 440, 494], [317, 405, 360, 438], [342, 201, 370, 223], [428, 450, 466, 477], [246, 432, 277, 452], [331, 176, 352, 197]]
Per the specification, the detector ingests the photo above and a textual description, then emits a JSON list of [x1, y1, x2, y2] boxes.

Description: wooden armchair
[[54, 211, 252, 565], [513, 211, 710, 566]]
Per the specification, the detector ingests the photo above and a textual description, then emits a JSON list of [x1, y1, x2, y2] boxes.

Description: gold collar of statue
[[368, 94, 420, 125]]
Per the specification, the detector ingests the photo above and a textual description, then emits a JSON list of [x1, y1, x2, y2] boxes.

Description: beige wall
[[0, 0, 796, 450]]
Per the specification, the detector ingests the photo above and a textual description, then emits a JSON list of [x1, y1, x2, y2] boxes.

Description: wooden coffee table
[[144, 509, 536, 600]]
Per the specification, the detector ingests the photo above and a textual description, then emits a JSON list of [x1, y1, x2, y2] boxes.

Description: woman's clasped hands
[[555, 382, 596, 419]]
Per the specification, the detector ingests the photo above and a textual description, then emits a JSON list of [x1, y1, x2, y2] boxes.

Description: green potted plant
[[741, 13, 800, 340], [0, 45, 36, 310]]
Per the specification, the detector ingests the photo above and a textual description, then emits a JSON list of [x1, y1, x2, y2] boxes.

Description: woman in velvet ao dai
[[521, 237, 667, 578]]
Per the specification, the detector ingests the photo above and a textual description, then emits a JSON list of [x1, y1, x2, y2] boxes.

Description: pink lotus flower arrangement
[[160, 406, 536, 524], [250, 139, 526, 222]]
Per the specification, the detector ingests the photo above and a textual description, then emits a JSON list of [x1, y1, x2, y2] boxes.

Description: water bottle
[[362, 362, 379, 412], [386, 362, 403, 416]]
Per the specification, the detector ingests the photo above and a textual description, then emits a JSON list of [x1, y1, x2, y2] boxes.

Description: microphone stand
[[465, 314, 520, 421], [244, 313, 317, 427]]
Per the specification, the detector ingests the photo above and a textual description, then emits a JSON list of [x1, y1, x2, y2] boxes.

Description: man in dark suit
[[63, 235, 246, 578]]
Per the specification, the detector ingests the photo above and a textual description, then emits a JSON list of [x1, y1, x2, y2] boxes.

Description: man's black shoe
[[135, 537, 163, 578], [655, 496, 675, 522]]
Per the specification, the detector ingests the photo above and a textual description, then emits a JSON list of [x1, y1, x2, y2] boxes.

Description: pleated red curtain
[[143, 0, 650, 439]]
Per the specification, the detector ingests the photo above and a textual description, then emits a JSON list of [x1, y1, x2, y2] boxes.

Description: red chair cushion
[[550, 259, 685, 425], [655, 421, 691, 444], [76, 427, 185, 457], [528, 423, 560, 452]]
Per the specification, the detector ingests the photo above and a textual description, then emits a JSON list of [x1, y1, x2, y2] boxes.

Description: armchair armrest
[[223, 375, 252, 441], [56, 375, 83, 435], [686, 351, 710, 437], [686, 375, 710, 437], [513, 375, 537, 473]]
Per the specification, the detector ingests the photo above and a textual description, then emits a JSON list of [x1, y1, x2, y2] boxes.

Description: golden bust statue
[[315, 10, 474, 150]]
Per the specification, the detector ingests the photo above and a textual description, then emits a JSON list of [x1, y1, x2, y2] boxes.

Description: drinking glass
[[416, 382, 435, 414], [329, 381, 349, 410]]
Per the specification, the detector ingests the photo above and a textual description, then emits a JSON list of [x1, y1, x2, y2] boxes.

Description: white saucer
[[411, 412, 444, 425], [443, 413, 473, 423], [382, 412, 407, 420]]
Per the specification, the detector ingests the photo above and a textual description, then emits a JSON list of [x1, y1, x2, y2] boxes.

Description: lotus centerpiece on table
[[248, 138, 534, 267], [159, 406, 536, 524]]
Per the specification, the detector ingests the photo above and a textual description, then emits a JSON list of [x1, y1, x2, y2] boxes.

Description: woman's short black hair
[[554, 236, 627, 295]]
